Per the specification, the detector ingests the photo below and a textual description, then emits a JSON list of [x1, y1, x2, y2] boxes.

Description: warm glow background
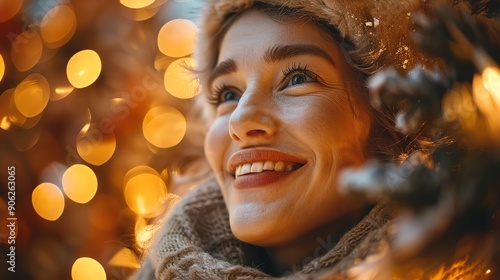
[[0, 0, 209, 279]]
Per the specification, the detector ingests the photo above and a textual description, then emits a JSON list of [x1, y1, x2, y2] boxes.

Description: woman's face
[[204, 9, 372, 246]]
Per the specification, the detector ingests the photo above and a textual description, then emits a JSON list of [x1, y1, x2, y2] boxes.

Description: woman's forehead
[[217, 9, 342, 65]]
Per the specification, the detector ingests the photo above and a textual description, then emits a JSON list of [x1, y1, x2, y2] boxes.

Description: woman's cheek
[[204, 115, 232, 174]]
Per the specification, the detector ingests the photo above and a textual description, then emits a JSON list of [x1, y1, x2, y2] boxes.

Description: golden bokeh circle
[[76, 122, 116, 166], [62, 164, 98, 204], [124, 166, 167, 217], [66, 50, 102, 88], [120, 0, 155, 9], [158, 19, 198, 58], [71, 257, 106, 280], [11, 30, 43, 72], [142, 105, 186, 148], [164, 57, 199, 99], [14, 73, 50, 118], [32, 183, 65, 221], [0, 0, 23, 23], [40, 5, 77, 49]]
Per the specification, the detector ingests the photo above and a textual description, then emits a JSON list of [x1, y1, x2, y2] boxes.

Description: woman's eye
[[290, 73, 308, 85], [209, 86, 241, 106], [221, 90, 240, 103], [285, 70, 319, 87], [218, 90, 241, 104]]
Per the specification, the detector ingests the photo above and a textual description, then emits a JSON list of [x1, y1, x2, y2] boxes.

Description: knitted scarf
[[132, 178, 396, 279]]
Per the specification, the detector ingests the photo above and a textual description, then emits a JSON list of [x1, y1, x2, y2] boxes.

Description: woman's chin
[[229, 207, 294, 247], [229, 205, 266, 243]]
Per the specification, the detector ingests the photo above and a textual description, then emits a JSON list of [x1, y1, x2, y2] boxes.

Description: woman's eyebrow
[[264, 44, 336, 66], [208, 44, 335, 86], [208, 58, 237, 85]]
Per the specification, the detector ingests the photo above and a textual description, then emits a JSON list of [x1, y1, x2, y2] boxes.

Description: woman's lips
[[227, 148, 307, 188]]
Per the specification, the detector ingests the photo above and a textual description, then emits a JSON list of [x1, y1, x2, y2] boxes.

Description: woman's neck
[[264, 208, 369, 276]]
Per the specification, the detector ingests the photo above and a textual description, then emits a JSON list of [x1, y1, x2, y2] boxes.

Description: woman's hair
[[202, 2, 420, 164]]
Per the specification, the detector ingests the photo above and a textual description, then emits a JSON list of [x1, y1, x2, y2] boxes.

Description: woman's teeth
[[235, 161, 294, 177]]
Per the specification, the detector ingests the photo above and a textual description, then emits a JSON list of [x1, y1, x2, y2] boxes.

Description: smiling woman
[[132, 0, 500, 279], [205, 10, 372, 253]]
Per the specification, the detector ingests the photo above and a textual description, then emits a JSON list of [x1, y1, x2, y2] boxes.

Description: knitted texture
[[133, 178, 395, 279], [149, 179, 269, 279], [132, 180, 490, 279]]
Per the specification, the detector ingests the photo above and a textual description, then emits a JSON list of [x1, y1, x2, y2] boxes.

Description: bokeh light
[[0, 53, 5, 82], [8, 85, 45, 129], [62, 164, 98, 204], [76, 122, 117, 166], [473, 71, 500, 141], [134, 217, 156, 250], [120, 0, 155, 9], [483, 66, 500, 105], [14, 73, 50, 118], [66, 49, 102, 88], [51, 85, 75, 101], [32, 183, 65, 221], [40, 5, 77, 49], [0, 0, 23, 22], [143, 105, 186, 148], [71, 257, 106, 280], [164, 57, 199, 99], [0, 1, 219, 279], [0, 88, 14, 131], [121, 4, 161, 21], [11, 30, 43, 72], [158, 19, 198, 58], [108, 247, 141, 269], [124, 165, 167, 217]]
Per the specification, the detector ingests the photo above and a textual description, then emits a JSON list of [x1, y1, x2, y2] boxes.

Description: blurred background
[[0, 0, 210, 279]]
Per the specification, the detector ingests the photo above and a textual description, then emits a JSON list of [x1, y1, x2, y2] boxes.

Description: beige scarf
[[132, 178, 397, 279]]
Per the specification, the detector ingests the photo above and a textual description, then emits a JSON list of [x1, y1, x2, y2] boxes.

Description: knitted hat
[[194, 0, 497, 87]]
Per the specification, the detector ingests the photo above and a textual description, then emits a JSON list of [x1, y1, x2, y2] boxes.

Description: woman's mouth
[[235, 161, 303, 178], [227, 149, 307, 188]]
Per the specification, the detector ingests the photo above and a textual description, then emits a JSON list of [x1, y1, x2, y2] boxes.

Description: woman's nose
[[228, 92, 277, 144]]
